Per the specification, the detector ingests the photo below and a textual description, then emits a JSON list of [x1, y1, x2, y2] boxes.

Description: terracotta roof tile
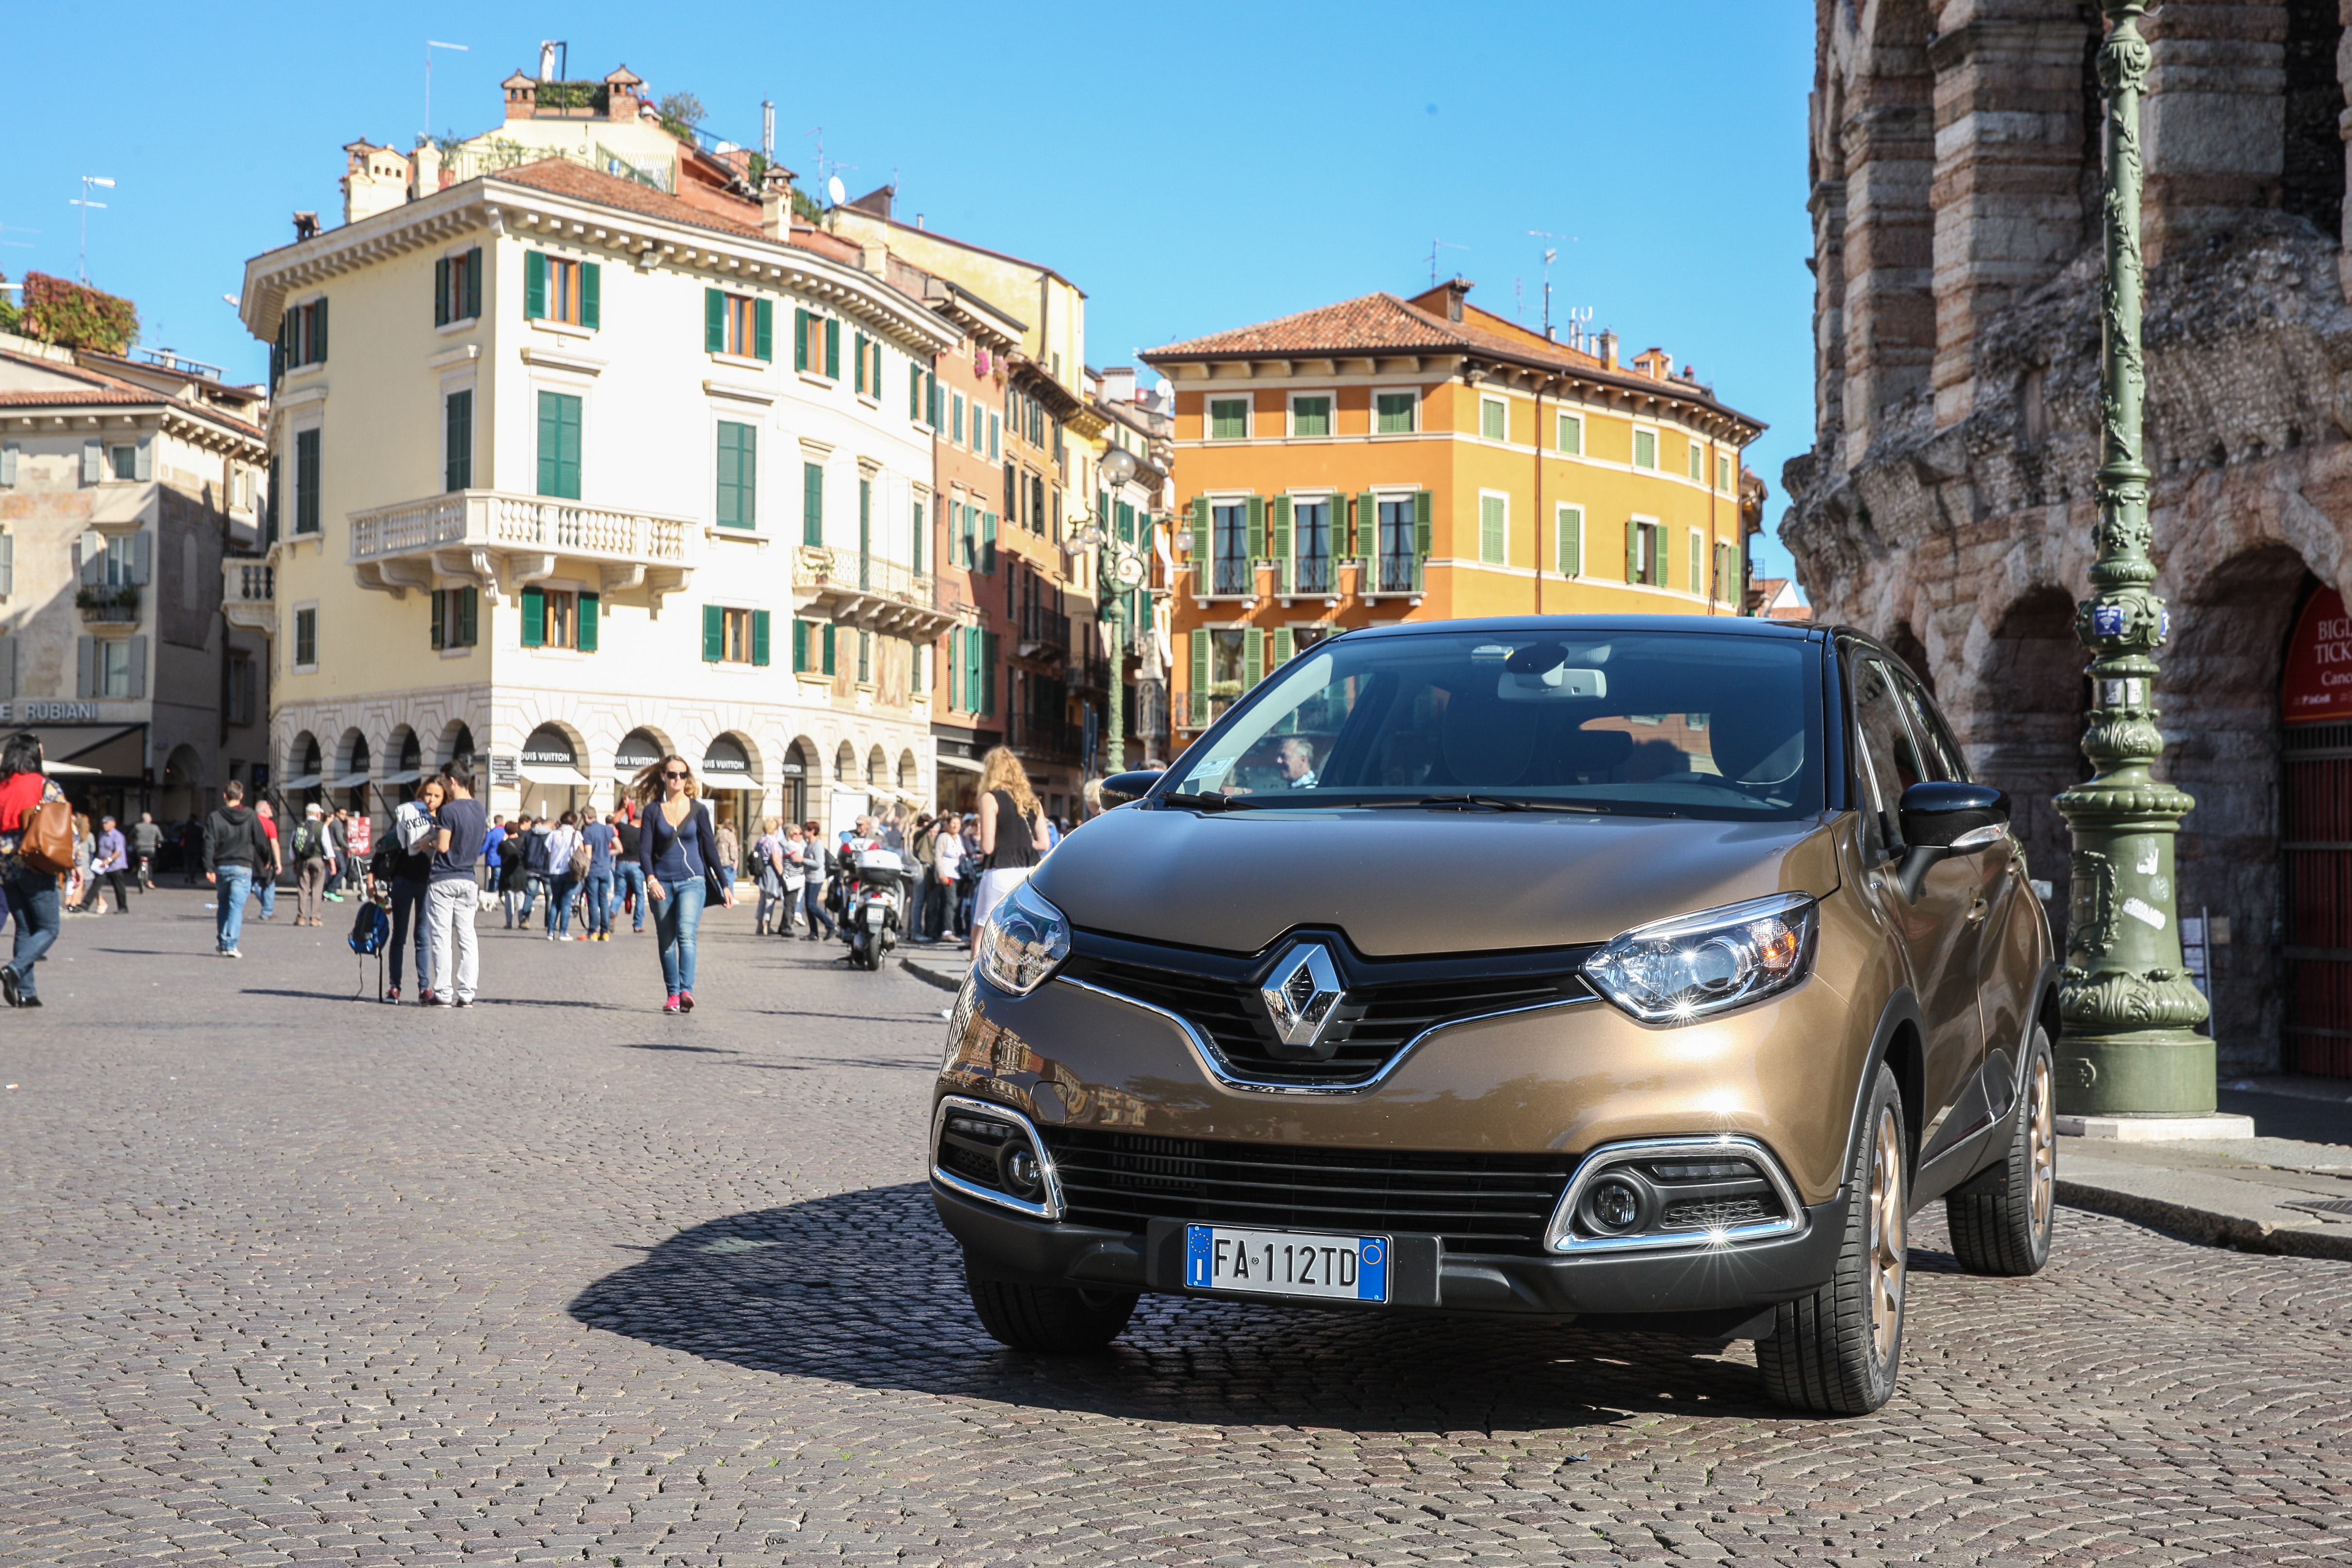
[[486, 158, 763, 240]]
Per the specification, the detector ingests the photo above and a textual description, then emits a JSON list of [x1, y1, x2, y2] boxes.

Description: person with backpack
[[0, 731, 69, 1007], [423, 763, 488, 1006], [499, 818, 532, 927], [203, 781, 270, 958], [543, 810, 584, 941], [290, 804, 338, 926], [369, 778, 442, 1003]]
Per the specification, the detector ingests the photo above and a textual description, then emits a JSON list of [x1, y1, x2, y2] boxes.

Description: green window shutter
[[1189, 631, 1209, 726], [909, 363, 921, 419], [1246, 495, 1266, 562], [430, 590, 445, 651], [1272, 627, 1294, 666], [852, 332, 866, 393], [580, 261, 601, 329], [1414, 490, 1432, 589], [460, 585, 478, 646], [822, 622, 836, 675], [1558, 412, 1580, 454], [522, 586, 547, 648], [1190, 496, 1210, 566], [1625, 521, 1640, 583], [715, 422, 753, 528], [1270, 496, 1291, 594], [577, 592, 599, 652], [1243, 627, 1263, 689], [1558, 507, 1582, 576], [434, 256, 450, 327], [981, 509, 997, 574], [751, 296, 773, 362], [525, 251, 547, 320], [1480, 495, 1506, 564], [795, 307, 811, 371], [981, 629, 998, 716], [824, 318, 840, 379], [314, 297, 327, 361], [752, 608, 771, 666], [1353, 492, 1375, 558], [911, 500, 925, 573], [536, 392, 581, 499], [793, 618, 809, 672], [444, 389, 472, 492], [705, 288, 726, 353], [802, 462, 823, 545], [702, 603, 724, 661], [464, 248, 481, 319]]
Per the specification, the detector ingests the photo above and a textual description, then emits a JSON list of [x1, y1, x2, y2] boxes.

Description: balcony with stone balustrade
[[345, 490, 696, 607], [790, 545, 957, 642]]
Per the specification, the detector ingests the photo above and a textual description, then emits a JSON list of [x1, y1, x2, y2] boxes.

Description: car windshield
[[1167, 628, 1824, 821]]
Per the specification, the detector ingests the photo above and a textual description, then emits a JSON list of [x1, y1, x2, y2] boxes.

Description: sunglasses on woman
[[662, 769, 690, 780]]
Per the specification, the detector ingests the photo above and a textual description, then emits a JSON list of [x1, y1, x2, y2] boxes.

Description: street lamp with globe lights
[[1071, 442, 1151, 776]]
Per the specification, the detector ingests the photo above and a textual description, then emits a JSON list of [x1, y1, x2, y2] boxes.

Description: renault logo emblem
[[1260, 943, 1347, 1052]]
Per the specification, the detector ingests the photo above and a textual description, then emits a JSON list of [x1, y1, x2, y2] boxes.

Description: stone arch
[[334, 728, 371, 814], [2162, 543, 2314, 1072], [438, 719, 475, 768], [835, 740, 857, 782], [159, 743, 206, 825], [385, 725, 423, 804], [288, 730, 323, 794], [897, 748, 919, 796], [782, 734, 820, 826], [867, 745, 888, 786], [1962, 586, 2083, 919]]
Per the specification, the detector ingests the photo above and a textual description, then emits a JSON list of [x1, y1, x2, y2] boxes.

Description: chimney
[[1102, 366, 1136, 405], [760, 164, 793, 240], [1441, 275, 1472, 322], [292, 211, 321, 241], [1599, 330, 1620, 371], [341, 138, 408, 225], [409, 138, 442, 199], [604, 66, 644, 123], [502, 70, 537, 121]]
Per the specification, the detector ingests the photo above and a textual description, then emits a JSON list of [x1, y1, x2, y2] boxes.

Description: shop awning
[[520, 763, 592, 787], [378, 768, 423, 786], [278, 773, 323, 791], [42, 760, 101, 776], [15, 723, 147, 779], [936, 754, 983, 773], [324, 772, 371, 791]]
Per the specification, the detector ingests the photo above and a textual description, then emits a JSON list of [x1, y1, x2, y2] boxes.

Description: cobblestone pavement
[[5, 889, 2351, 1567]]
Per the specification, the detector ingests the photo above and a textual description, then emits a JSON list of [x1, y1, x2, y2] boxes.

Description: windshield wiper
[[1157, 791, 1261, 811], [1382, 794, 1612, 814]]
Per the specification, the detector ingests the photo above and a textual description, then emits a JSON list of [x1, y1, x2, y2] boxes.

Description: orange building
[[1142, 280, 1765, 735]]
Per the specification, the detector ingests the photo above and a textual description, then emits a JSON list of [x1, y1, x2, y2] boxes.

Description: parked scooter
[[841, 845, 908, 970]]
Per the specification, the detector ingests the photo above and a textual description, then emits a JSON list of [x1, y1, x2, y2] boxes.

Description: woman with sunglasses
[[631, 753, 732, 1013]]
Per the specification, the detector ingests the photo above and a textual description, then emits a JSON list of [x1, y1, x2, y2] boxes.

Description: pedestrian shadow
[[566, 1183, 1783, 1432]]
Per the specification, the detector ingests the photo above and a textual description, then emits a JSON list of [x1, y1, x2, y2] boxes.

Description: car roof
[[1332, 615, 1830, 643]]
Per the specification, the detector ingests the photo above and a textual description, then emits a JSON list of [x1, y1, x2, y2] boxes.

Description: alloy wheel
[[2028, 1053, 2055, 1235], [1866, 1103, 1906, 1365]]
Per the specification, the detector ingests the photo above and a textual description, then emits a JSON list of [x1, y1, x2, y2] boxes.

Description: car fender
[[1843, 985, 1928, 1207]]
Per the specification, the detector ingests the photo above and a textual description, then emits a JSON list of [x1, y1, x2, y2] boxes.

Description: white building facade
[[237, 158, 959, 848]]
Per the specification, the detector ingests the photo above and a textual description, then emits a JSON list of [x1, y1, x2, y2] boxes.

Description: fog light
[[1585, 1175, 1643, 1233], [1003, 1146, 1044, 1199]]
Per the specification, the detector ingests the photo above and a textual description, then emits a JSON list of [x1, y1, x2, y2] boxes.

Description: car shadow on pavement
[[567, 1183, 1786, 1431]]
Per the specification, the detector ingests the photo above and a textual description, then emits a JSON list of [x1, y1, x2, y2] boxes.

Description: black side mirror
[[1894, 780, 2009, 902], [1098, 770, 1164, 809]]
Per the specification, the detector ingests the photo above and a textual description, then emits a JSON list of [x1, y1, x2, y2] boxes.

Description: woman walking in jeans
[[0, 731, 68, 1007], [634, 754, 731, 1013]]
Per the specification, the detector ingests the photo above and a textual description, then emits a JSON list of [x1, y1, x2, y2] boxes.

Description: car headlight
[[1583, 893, 1815, 1023], [974, 879, 1071, 996]]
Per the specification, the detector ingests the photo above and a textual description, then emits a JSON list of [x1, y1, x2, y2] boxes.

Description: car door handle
[[1966, 897, 1990, 924]]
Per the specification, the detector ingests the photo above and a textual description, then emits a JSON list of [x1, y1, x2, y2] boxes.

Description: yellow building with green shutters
[[1141, 279, 1765, 734]]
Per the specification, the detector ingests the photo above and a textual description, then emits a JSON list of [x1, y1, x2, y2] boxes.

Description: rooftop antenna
[[0, 221, 37, 252], [761, 101, 775, 160], [424, 40, 469, 142], [71, 176, 114, 285], [1428, 238, 1468, 285], [1527, 230, 1578, 339]]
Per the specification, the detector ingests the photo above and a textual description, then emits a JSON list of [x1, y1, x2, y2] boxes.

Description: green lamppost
[[2052, 0, 2213, 1115], [1083, 443, 1150, 776]]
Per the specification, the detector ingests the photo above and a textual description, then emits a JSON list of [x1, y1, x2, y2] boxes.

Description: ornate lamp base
[[2054, 1029, 2215, 1117]]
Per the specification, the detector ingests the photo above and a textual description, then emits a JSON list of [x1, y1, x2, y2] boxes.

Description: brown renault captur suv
[[930, 617, 2058, 1414]]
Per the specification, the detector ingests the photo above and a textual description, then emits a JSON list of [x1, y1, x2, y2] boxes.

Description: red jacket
[[0, 770, 45, 833]]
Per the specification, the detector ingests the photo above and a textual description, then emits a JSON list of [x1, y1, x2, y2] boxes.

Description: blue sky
[[1, 0, 1815, 585]]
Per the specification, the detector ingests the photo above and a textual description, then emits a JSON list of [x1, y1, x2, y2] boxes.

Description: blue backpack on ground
[[347, 899, 389, 956]]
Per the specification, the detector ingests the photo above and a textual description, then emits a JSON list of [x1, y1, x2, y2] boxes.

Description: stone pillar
[[1837, 4, 1937, 471], [1929, 7, 2100, 428], [2143, 1, 2287, 265]]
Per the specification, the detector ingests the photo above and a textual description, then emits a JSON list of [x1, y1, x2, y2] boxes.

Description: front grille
[[1060, 951, 1589, 1087], [1041, 1127, 1574, 1254], [1660, 1196, 1772, 1231]]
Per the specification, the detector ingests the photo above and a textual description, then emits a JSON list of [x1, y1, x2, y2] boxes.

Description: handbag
[[20, 798, 76, 877]]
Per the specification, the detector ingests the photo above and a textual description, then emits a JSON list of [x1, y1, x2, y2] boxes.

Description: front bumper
[[934, 1180, 1849, 1329]]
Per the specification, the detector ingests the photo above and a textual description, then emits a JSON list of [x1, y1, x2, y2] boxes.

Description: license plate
[[1184, 1224, 1389, 1303]]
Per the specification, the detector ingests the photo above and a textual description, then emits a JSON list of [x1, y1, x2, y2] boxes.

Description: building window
[[715, 421, 757, 528], [526, 253, 600, 328], [1209, 398, 1249, 440], [1557, 505, 1584, 576], [802, 461, 824, 546], [520, 586, 598, 651], [703, 604, 770, 665], [790, 618, 837, 675], [1715, 540, 1740, 603], [911, 498, 925, 574], [1375, 392, 1416, 434], [294, 428, 321, 534], [443, 389, 472, 491], [227, 653, 256, 726], [294, 606, 318, 670], [1480, 398, 1507, 442], [1628, 520, 1666, 587], [988, 412, 1000, 459], [1291, 395, 1331, 438], [1633, 428, 1658, 470], [95, 636, 135, 697], [430, 586, 479, 650], [857, 628, 872, 684], [435, 248, 482, 326], [1687, 440, 1704, 481], [1209, 627, 1250, 702], [1718, 452, 1734, 491], [110, 443, 138, 480], [537, 391, 582, 499], [1479, 494, 1507, 565], [1212, 502, 1250, 595], [279, 298, 327, 373], [1293, 498, 1331, 594], [952, 392, 966, 446], [1378, 496, 1420, 593], [706, 288, 769, 359], [1558, 412, 1582, 455]]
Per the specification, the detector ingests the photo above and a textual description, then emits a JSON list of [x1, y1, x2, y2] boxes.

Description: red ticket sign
[[2283, 587, 2352, 725]]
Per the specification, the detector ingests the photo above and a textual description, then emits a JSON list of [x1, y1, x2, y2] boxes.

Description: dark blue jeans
[[582, 870, 614, 935], [3, 870, 62, 1000], [612, 862, 647, 930], [550, 874, 580, 936], [654, 874, 706, 994]]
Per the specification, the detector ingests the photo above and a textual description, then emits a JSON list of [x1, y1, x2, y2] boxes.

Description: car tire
[[1757, 1061, 1908, 1416], [1946, 1026, 2056, 1277], [965, 1267, 1138, 1353]]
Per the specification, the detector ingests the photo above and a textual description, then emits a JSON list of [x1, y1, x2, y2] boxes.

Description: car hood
[[1032, 806, 1844, 957]]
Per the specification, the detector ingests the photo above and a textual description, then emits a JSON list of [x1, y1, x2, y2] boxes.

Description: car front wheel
[[1757, 1062, 1907, 1415], [965, 1266, 1138, 1353], [1946, 1026, 2056, 1276]]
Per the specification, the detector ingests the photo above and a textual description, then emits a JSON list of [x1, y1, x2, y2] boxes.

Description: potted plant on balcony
[[75, 584, 140, 622]]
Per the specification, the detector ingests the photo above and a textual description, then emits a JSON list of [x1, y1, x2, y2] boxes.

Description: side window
[[1894, 673, 1967, 783], [1848, 652, 1929, 851]]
